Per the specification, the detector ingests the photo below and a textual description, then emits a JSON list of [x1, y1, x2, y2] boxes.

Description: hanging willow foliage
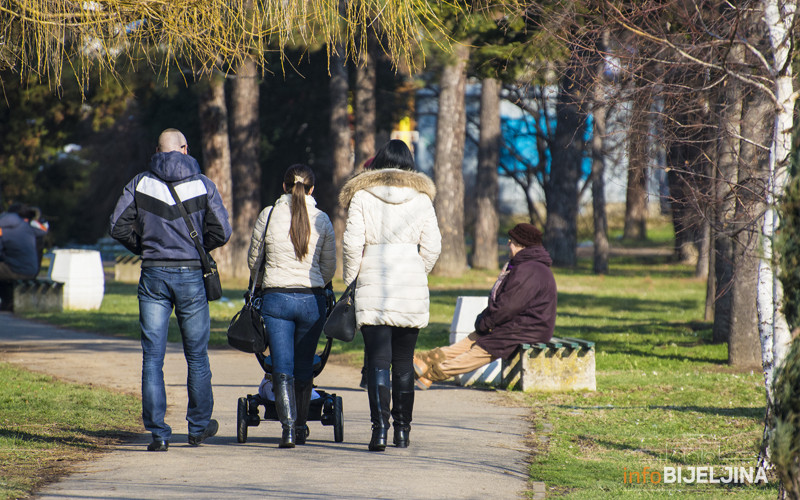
[[0, 0, 455, 85]]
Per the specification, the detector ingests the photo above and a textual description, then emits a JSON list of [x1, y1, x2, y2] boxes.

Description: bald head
[[157, 128, 188, 153]]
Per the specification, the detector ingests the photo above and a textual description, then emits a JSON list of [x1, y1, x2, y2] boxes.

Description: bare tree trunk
[[623, 86, 648, 240], [705, 226, 715, 321], [712, 47, 744, 344], [473, 77, 500, 271], [196, 76, 234, 278], [758, 0, 796, 404], [545, 56, 585, 267], [329, 44, 352, 278], [590, 52, 609, 275], [229, 56, 261, 279], [354, 37, 376, 169], [432, 43, 469, 277], [729, 88, 771, 368], [695, 220, 710, 279]]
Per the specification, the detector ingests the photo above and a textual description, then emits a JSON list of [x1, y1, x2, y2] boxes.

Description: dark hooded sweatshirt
[[0, 212, 46, 277], [474, 244, 557, 359], [108, 151, 231, 264]]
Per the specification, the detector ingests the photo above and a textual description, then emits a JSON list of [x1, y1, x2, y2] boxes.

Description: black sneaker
[[147, 439, 169, 452], [188, 419, 219, 446]]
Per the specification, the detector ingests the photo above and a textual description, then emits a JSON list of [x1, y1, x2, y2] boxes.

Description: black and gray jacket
[[108, 151, 232, 265]]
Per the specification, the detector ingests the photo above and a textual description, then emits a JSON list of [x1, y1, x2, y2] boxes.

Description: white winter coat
[[339, 168, 441, 329], [247, 194, 336, 288]]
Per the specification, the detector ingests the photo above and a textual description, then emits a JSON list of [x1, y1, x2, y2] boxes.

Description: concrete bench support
[[13, 280, 64, 313], [501, 338, 596, 392], [114, 255, 141, 283]]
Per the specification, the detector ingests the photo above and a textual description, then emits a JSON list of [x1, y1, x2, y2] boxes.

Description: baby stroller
[[236, 336, 344, 443]]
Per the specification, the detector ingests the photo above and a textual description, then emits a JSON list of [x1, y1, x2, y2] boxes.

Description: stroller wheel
[[237, 397, 249, 443], [333, 395, 344, 443]]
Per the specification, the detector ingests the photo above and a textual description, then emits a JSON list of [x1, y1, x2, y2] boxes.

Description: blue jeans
[[138, 267, 213, 441], [260, 291, 326, 382]]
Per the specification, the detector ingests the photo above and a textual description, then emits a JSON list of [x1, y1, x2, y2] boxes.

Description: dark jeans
[[138, 267, 212, 441], [362, 324, 419, 382], [260, 291, 326, 382]]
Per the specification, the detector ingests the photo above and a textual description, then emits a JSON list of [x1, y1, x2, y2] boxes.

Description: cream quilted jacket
[[247, 194, 336, 288], [339, 168, 441, 329]]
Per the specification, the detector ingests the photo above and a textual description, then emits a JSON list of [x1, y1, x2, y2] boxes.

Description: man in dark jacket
[[414, 223, 557, 389], [0, 204, 48, 280], [0, 203, 49, 310], [109, 128, 232, 452]]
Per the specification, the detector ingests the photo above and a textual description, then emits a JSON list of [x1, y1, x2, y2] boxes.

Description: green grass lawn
[[530, 257, 776, 498], [0, 363, 140, 499], [13, 232, 778, 497]]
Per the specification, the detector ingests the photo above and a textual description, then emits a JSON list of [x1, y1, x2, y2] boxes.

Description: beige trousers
[[427, 332, 496, 381]]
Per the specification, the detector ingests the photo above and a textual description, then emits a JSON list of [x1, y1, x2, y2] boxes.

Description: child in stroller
[[236, 337, 344, 443]]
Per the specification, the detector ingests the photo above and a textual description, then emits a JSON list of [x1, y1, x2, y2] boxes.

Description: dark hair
[[8, 203, 39, 220], [369, 140, 415, 171], [283, 164, 315, 260]]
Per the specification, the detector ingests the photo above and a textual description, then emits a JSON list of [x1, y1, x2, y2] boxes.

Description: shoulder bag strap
[[249, 205, 275, 296], [166, 181, 212, 273]]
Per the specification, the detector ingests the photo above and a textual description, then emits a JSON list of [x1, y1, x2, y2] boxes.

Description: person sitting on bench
[[0, 203, 49, 310], [413, 223, 557, 389]]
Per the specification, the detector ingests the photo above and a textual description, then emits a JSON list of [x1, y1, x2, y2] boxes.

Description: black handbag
[[226, 207, 274, 353], [166, 182, 223, 301], [322, 279, 357, 342], [227, 296, 267, 353], [202, 253, 223, 301]]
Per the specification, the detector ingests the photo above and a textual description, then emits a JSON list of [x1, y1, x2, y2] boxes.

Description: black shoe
[[393, 426, 410, 448], [147, 439, 169, 452], [188, 419, 219, 446], [367, 367, 390, 452], [369, 427, 387, 451]]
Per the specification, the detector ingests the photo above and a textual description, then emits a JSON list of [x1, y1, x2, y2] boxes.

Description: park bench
[[449, 296, 596, 392], [4, 249, 104, 313], [500, 337, 596, 392], [10, 279, 64, 313]]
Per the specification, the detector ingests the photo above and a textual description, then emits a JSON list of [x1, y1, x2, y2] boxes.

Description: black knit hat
[[508, 223, 543, 247]]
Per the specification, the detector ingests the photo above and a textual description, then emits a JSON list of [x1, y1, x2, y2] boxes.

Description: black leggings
[[362, 325, 419, 381]]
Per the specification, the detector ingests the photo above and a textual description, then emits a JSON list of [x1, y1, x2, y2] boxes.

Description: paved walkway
[[0, 312, 533, 499]]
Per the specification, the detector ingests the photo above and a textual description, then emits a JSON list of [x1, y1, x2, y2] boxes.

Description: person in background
[[109, 128, 232, 452], [414, 223, 557, 388], [0, 203, 49, 310], [247, 164, 336, 448], [340, 139, 441, 451]]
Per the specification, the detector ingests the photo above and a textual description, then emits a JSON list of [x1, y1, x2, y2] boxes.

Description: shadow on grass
[[559, 261, 695, 279], [0, 427, 140, 448], [556, 404, 765, 419], [557, 293, 700, 316]]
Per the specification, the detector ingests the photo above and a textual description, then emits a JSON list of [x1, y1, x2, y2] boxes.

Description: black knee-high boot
[[274, 373, 296, 448], [391, 371, 414, 448], [294, 379, 313, 445], [367, 367, 390, 451]]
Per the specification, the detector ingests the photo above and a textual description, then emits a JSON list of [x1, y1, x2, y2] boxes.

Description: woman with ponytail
[[247, 164, 336, 448]]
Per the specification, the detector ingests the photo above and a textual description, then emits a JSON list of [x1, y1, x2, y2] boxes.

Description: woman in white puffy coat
[[247, 164, 336, 448], [339, 140, 441, 451]]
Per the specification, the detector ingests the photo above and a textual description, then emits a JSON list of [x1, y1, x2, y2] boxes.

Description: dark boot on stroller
[[367, 367, 390, 451], [274, 373, 296, 448], [391, 371, 414, 448], [294, 379, 313, 445]]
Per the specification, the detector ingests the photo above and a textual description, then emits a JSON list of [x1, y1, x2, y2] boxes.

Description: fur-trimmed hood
[[339, 168, 436, 209]]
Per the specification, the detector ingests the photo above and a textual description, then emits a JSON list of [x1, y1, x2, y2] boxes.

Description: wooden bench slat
[[559, 336, 595, 349]]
